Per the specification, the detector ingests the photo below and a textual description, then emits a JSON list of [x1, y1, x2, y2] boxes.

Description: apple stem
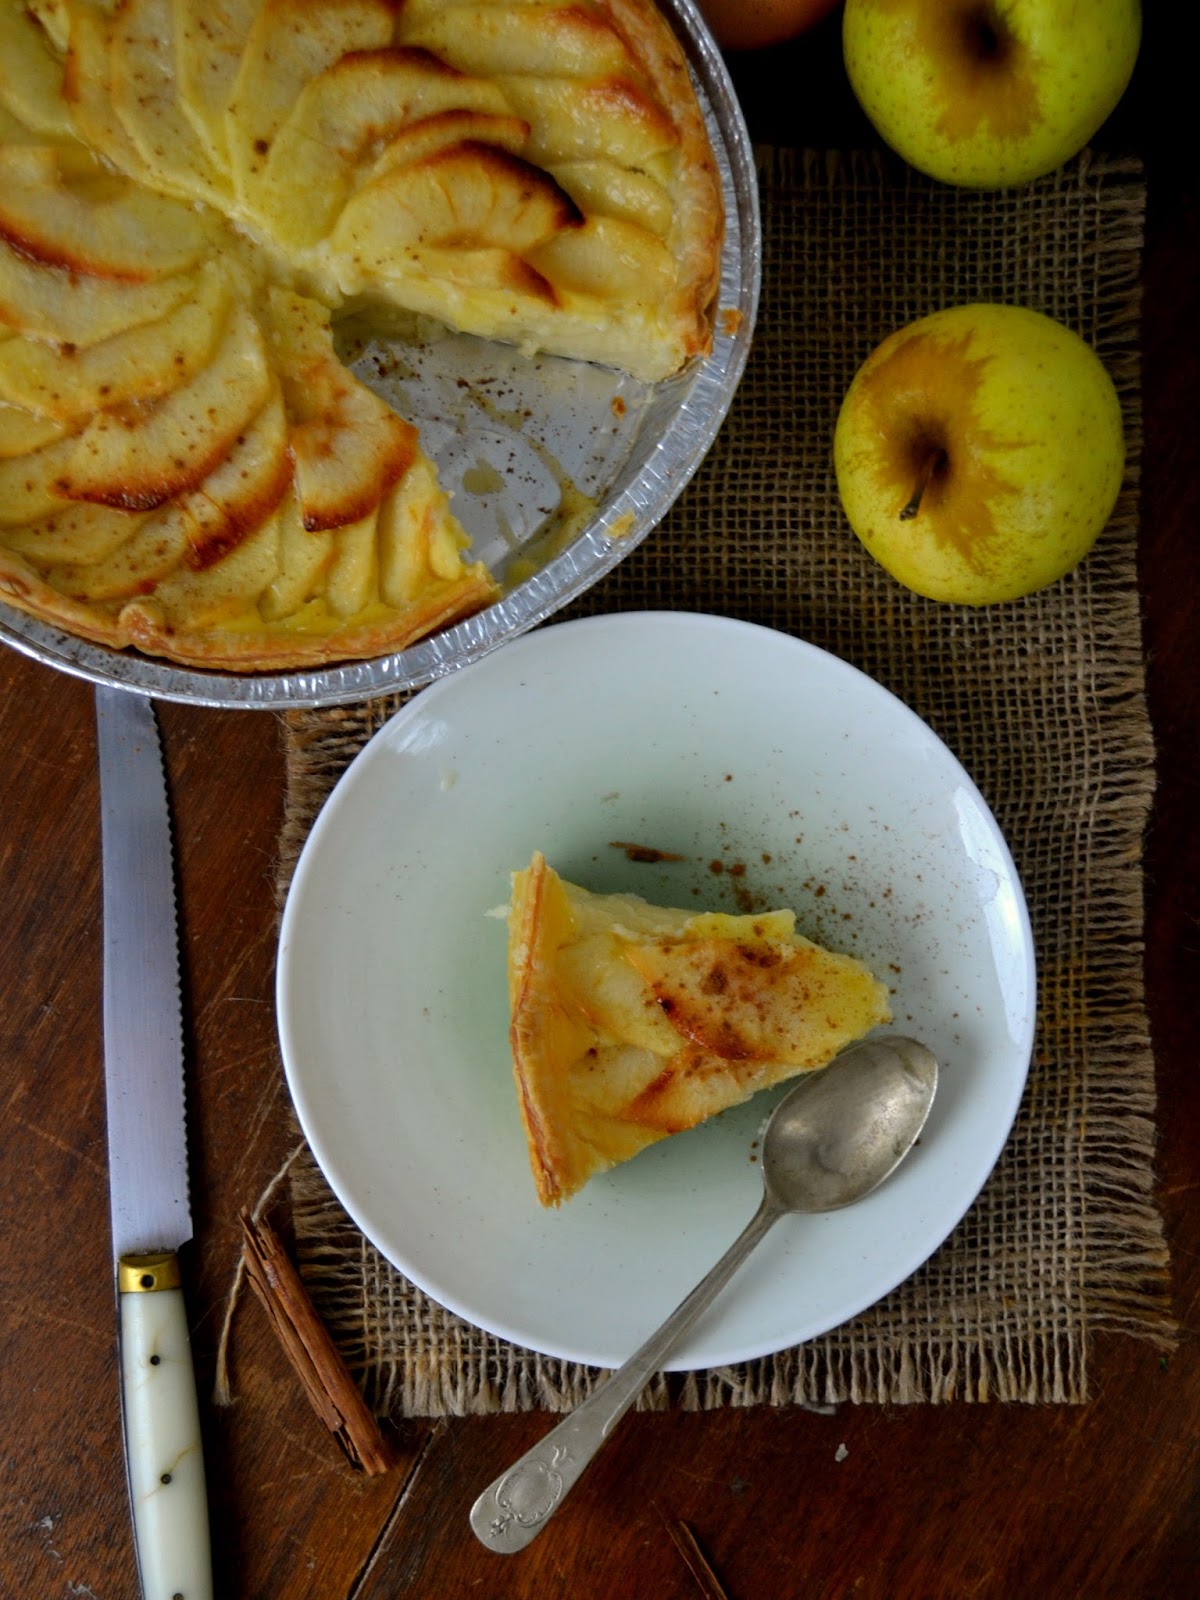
[[899, 449, 946, 521]]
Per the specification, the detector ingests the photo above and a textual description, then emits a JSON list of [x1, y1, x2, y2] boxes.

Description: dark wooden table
[[2, 16, 1196, 1599]]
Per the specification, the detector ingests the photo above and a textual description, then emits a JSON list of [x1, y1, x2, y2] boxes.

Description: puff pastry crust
[[507, 852, 893, 1206], [0, 0, 721, 670]]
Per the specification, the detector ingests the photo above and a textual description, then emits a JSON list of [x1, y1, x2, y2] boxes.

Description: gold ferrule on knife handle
[[118, 1251, 182, 1293]]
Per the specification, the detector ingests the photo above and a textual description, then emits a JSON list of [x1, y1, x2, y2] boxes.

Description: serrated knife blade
[[96, 685, 212, 1600]]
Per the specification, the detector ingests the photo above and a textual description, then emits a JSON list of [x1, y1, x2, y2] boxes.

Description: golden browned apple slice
[[259, 488, 334, 622], [0, 144, 217, 279], [321, 507, 378, 618], [0, 433, 77, 527], [376, 452, 476, 608], [3, 500, 146, 565], [0, 239, 196, 345], [396, 2, 633, 78], [266, 287, 417, 531], [176, 382, 291, 569], [172, 0, 259, 168], [529, 213, 673, 303], [51, 500, 191, 600], [143, 503, 284, 629], [0, 262, 232, 419], [30, 389, 287, 599], [25, 0, 70, 52], [333, 142, 581, 262], [288, 363, 415, 533], [262, 382, 495, 641], [57, 299, 272, 509], [364, 107, 529, 184], [0, 0, 77, 141], [0, 398, 69, 459], [623, 919, 892, 1068], [0, 101, 44, 146], [108, 0, 230, 206], [223, 0, 395, 202], [494, 74, 679, 170], [547, 158, 672, 239], [60, 0, 160, 184], [254, 46, 518, 248]]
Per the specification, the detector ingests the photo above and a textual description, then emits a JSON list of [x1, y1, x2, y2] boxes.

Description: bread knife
[[96, 685, 212, 1600]]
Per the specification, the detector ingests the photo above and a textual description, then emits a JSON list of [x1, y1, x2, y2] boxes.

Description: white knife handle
[[119, 1254, 213, 1600]]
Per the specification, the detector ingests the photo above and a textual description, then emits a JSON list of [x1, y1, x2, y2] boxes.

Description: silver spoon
[[470, 1034, 938, 1553]]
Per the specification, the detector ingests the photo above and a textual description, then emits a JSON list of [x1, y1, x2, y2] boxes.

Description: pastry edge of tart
[[507, 851, 894, 1207], [0, 539, 499, 671], [598, 0, 723, 372]]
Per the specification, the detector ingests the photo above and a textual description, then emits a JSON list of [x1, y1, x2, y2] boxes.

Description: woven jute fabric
[[274, 148, 1173, 1416]]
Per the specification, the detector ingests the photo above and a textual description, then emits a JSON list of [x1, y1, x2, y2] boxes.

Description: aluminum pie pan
[[0, 0, 760, 710]]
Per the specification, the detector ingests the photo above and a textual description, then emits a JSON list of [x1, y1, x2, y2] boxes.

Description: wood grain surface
[[2, 14, 1196, 1599]]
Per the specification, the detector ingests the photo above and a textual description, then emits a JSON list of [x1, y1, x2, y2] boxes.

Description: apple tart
[[507, 853, 892, 1205], [0, 0, 722, 670]]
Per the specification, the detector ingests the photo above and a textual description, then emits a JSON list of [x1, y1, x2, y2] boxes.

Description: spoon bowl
[[763, 1035, 938, 1214], [470, 1034, 938, 1553]]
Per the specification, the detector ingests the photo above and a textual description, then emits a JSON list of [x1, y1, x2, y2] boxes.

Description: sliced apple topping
[[0, 144, 218, 280], [0, 239, 196, 346], [3, 500, 147, 565], [529, 214, 673, 304], [253, 47, 518, 248], [397, 3, 633, 80], [57, 300, 272, 510], [0, 263, 233, 420], [0, 432, 76, 527], [141, 503, 283, 628], [259, 489, 334, 622], [178, 382, 291, 570], [623, 919, 891, 1068], [25, 0, 71, 54], [494, 74, 679, 171], [108, 0, 231, 206], [51, 500, 192, 600], [364, 108, 530, 185], [266, 287, 418, 531], [172, 0, 259, 168], [0, 101, 44, 147], [377, 451, 472, 605], [321, 506, 378, 618], [60, 0, 161, 185], [547, 158, 672, 239], [333, 142, 582, 274], [0, 0, 77, 141], [223, 0, 395, 200], [287, 357, 417, 534], [0, 399, 69, 460]]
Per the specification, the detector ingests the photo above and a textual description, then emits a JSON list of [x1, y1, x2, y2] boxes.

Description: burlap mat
[[273, 148, 1173, 1415]]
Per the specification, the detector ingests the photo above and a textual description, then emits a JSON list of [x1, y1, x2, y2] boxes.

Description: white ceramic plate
[[277, 613, 1035, 1369]]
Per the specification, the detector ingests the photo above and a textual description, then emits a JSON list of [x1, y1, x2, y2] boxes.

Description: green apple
[[832, 303, 1125, 605], [842, 0, 1141, 188]]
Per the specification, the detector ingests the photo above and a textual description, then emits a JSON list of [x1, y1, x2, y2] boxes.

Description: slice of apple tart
[[507, 853, 892, 1206], [0, 0, 721, 671]]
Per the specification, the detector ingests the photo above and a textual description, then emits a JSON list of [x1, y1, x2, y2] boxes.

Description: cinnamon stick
[[239, 1209, 395, 1475], [661, 1511, 731, 1600]]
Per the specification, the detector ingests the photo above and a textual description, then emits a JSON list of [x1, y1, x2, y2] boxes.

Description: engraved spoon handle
[[469, 1196, 781, 1553]]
